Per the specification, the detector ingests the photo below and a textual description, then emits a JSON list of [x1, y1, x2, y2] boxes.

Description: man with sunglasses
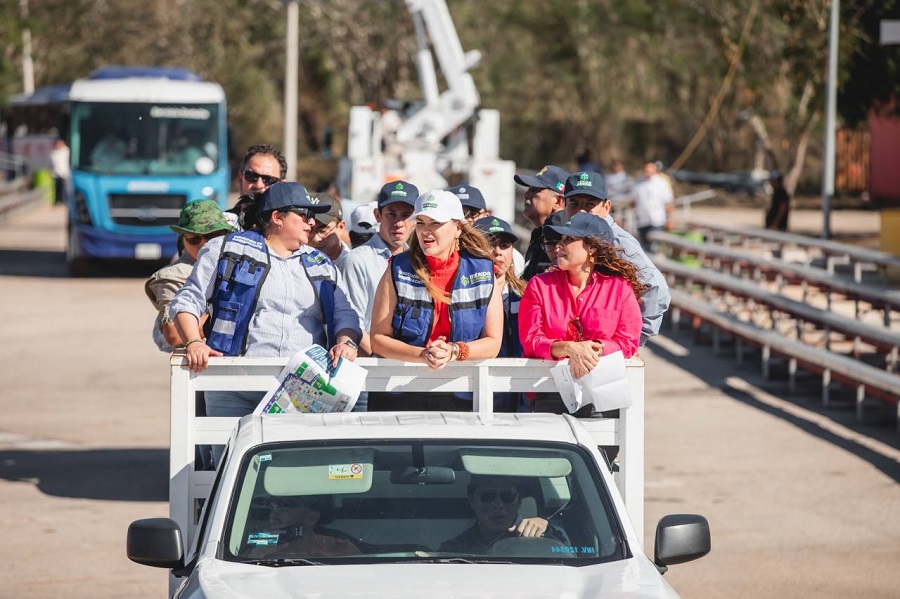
[[562, 170, 670, 347], [145, 199, 235, 352], [439, 476, 567, 554], [237, 144, 286, 196]]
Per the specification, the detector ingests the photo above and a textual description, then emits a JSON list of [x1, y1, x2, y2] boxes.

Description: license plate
[[135, 243, 162, 260]]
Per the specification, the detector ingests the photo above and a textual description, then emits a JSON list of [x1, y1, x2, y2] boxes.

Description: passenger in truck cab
[[369, 190, 503, 410], [246, 495, 360, 559], [518, 212, 645, 414], [171, 182, 362, 463]]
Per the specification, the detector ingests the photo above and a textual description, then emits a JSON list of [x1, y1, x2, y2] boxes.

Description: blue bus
[[65, 66, 229, 274]]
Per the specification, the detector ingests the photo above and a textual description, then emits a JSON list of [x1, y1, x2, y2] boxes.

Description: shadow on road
[[0, 248, 166, 278], [648, 326, 900, 483], [0, 448, 168, 501]]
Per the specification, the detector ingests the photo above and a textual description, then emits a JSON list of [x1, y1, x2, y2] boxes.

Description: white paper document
[[255, 345, 367, 415], [550, 350, 633, 414]]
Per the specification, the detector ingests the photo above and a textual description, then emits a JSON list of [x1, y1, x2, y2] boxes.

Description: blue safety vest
[[207, 231, 337, 356], [390, 251, 494, 346]]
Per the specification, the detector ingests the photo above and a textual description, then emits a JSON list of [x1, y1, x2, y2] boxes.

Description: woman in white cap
[[370, 190, 503, 410]]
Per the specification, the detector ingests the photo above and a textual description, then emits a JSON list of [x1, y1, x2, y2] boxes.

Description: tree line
[[1, 0, 898, 194]]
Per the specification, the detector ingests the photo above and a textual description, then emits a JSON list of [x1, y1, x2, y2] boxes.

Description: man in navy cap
[[339, 179, 419, 356], [514, 165, 568, 280], [562, 171, 671, 347], [447, 183, 488, 225]]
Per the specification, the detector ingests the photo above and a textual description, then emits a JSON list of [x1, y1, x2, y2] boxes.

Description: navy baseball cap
[[377, 180, 419, 208], [564, 171, 608, 200], [473, 216, 518, 243], [541, 210, 569, 243], [259, 182, 329, 214], [514, 165, 568, 193], [547, 212, 614, 243], [446, 183, 486, 211]]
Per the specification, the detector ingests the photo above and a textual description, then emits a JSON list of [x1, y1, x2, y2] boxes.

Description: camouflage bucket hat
[[170, 200, 235, 236]]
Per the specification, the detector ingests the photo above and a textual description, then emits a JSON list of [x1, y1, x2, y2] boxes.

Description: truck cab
[[127, 356, 709, 598]]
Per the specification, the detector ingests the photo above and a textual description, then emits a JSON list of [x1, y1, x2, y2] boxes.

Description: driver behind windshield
[[246, 495, 360, 558], [439, 475, 568, 554]]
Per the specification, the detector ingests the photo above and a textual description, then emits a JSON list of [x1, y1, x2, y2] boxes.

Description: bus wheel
[[66, 220, 91, 277]]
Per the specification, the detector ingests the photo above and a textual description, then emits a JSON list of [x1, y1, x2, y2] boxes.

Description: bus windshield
[[71, 102, 221, 176]]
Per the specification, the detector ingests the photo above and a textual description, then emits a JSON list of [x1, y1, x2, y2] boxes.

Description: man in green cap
[[144, 200, 235, 352]]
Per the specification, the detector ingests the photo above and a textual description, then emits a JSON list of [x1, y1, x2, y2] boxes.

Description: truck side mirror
[[654, 514, 710, 572], [127, 518, 185, 569]]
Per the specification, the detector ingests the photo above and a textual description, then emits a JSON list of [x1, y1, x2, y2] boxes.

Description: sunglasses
[[310, 219, 338, 237], [464, 207, 486, 219], [567, 316, 584, 342], [284, 207, 315, 221], [242, 170, 281, 186], [492, 241, 513, 250], [183, 233, 223, 245], [477, 490, 519, 504]]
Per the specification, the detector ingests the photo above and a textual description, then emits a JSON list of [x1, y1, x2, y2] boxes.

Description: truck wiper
[[416, 557, 513, 564], [246, 558, 324, 567]]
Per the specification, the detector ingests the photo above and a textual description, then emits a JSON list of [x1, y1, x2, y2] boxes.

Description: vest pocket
[[208, 301, 241, 354]]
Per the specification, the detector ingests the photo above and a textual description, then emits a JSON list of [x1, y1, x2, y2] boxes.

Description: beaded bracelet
[[456, 341, 470, 361]]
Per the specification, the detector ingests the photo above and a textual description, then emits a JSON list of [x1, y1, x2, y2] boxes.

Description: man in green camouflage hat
[[145, 200, 235, 353]]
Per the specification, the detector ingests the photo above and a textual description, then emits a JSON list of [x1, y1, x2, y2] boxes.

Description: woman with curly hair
[[370, 190, 503, 410], [519, 212, 645, 398]]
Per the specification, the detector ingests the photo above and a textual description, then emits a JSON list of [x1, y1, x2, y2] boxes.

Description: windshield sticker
[[328, 463, 364, 480], [247, 532, 280, 546], [258, 454, 272, 463]]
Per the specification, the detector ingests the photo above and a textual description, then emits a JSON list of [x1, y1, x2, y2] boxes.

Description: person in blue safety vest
[[473, 215, 526, 412], [369, 189, 504, 411], [171, 182, 362, 463]]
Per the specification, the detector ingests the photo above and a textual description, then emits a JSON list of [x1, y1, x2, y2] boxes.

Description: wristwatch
[[340, 339, 359, 351]]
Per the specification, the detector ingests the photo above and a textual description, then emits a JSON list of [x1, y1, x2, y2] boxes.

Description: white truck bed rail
[[170, 355, 646, 544]]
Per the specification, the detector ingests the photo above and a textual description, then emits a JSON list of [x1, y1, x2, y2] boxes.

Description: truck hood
[[178, 558, 680, 599]]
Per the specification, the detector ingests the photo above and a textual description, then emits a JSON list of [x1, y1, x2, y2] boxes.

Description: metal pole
[[20, 0, 34, 94], [821, 0, 840, 240], [284, 0, 299, 181]]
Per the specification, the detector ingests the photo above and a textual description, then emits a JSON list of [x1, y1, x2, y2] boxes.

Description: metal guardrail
[[667, 288, 900, 423], [649, 230, 900, 326], [655, 255, 900, 370], [169, 355, 647, 549], [687, 219, 900, 282]]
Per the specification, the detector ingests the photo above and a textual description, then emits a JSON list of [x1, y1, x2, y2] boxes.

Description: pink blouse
[[518, 269, 642, 359]]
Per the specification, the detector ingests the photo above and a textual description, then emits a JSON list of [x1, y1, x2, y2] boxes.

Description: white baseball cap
[[411, 189, 464, 223], [349, 201, 377, 234]]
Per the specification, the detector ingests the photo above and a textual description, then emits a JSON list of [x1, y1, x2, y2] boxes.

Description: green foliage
[[0, 0, 897, 184]]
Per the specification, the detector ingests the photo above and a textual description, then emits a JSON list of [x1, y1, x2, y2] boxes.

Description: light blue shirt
[[338, 233, 399, 331], [605, 215, 671, 346], [170, 236, 361, 357]]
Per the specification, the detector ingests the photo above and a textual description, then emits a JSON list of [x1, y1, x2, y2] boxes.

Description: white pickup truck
[[127, 356, 710, 598]]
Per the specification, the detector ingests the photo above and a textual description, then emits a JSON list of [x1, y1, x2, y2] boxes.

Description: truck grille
[[108, 194, 187, 227]]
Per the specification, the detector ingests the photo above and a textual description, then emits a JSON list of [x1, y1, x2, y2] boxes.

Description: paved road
[[0, 202, 897, 598]]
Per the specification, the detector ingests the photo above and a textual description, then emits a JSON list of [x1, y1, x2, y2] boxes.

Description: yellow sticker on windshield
[[328, 463, 364, 480]]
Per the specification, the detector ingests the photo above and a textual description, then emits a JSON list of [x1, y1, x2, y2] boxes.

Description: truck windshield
[[223, 441, 627, 565], [70, 101, 220, 176]]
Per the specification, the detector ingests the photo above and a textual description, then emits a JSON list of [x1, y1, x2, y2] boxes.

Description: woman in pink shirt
[[519, 212, 646, 384]]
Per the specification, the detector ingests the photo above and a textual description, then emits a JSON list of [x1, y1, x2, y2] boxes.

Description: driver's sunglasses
[[477, 490, 519, 504], [242, 170, 281, 186], [567, 316, 584, 342]]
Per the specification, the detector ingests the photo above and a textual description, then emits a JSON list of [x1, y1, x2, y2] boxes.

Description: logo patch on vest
[[233, 235, 265, 250], [463, 271, 492, 285]]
